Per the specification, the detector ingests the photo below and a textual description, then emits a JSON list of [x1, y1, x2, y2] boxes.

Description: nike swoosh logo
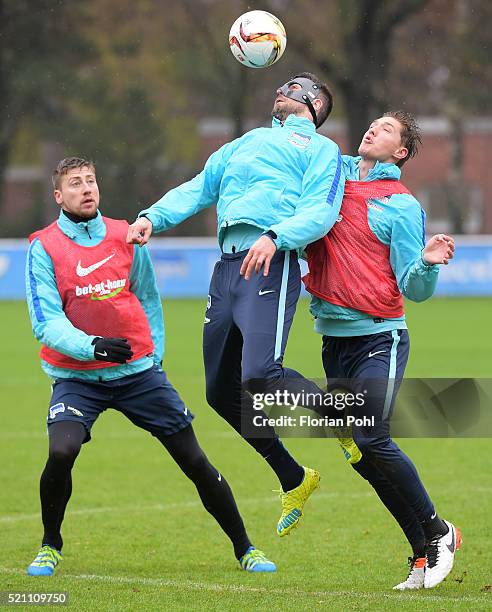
[[204, 317, 211, 324], [76, 253, 115, 277], [95, 350, 108, 357], [446, 527, 455, 553], [258, 289, 275, 296], [368, 350, 386, 358], [217, 473, 222, 482], [67, 406, 83, 417]]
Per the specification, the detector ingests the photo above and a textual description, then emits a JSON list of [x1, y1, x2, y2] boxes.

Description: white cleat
[[424, 520, 462, 589], [393, 556, 426, 590]]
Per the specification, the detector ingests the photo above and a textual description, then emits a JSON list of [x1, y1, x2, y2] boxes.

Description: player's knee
[[49, 443, 81, 466], [353, 434, 391, 457], [180, 451, 210, 480], [242, 362, 282, 384]]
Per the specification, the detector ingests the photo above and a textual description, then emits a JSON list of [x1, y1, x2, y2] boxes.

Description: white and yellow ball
[[229, 10, 287, 69]]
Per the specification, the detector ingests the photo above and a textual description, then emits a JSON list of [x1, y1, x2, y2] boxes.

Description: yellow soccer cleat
[[331, 426, 362, 464], [276, 467, 320, 537], [239, 546, 277, 572], [27, 545, 62, 576], [337, 436, 362, 464]]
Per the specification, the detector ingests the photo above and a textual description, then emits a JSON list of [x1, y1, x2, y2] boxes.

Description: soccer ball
[[229, 10, 287, 69]]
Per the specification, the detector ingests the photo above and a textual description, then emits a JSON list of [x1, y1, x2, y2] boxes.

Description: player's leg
[[157, 425, 275, 572], [203, 257, 250, 436], [353, 460, 429, 591], [27, 422, 86, 576], [239, 250, 330, 408], [40, 421, 86, 550], [352, 459, 426, 555], [348, 331, 461, 588], [114, 366, 275, 572], [322, 333, 427, 557], [234, 250, 321, 536], [27, 380, 103, 576], [322, 333, 428, 589], [203, 254, 306, 496]]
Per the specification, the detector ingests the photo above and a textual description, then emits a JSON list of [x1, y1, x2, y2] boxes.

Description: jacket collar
[[343, 156, 401, 181], [357, 158, 401, 181], [56, 209, 106, 240], [271, 114, 317, 132]]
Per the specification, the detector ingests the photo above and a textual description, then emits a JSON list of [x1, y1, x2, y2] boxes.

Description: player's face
[[358, 117, 408, 164], [54, 166, 100, 218], [271, 82, 304, 122]]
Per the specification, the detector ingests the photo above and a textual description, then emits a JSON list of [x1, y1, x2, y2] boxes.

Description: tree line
[[1, 0, 490, 235]]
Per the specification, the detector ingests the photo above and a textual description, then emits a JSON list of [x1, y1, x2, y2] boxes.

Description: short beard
[[272, 108, 286, 123], [271, 98, 303, 124]]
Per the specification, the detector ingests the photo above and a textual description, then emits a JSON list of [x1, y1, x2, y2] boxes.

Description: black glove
[[92, 337, 133, 363]]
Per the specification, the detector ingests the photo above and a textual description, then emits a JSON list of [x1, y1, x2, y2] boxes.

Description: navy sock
[[422, 513, 449, 542], [413, 545, 426, 558], [264, 440, 304, 491]]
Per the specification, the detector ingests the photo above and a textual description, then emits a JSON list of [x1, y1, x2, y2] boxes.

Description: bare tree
[[443, 0, 468, 234], [180, 0, 253, 138], [274, 0, 431, 151]]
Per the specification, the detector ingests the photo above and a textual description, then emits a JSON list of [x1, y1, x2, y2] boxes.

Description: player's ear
[[54, 189, 63, 205], [393, 146, 408, 163], [313, 98, 323, 113]]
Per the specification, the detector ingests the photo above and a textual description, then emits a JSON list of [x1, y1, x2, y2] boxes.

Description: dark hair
[[52, 157, 96, 188], [383, 111, 422, 167], [293, 71, 334, 127]]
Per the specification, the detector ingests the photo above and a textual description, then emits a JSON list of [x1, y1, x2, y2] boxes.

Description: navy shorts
[[47, 365, 194, 443], [322, 329, 410, 437], [203, 249, 301, 387]]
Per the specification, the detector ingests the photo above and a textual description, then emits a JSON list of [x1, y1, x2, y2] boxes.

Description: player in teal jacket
[[128, 73, 345, 538], [137, 112, 342, 252], [24, 157, 277, 577], [305, 111, 459, 590]]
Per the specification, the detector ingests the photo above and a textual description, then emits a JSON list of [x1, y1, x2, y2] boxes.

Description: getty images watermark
[[251, 389, 374, 429], [241, 378, 492, 438]]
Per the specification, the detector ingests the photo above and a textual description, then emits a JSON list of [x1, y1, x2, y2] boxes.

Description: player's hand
[[126, 217, 153, 246], [92, 337, 133, 363], [423, 234, 455, 265], [240, 235, 277, 280]]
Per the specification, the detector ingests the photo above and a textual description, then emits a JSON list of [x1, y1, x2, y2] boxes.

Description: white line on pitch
[[0, 567, 487, 604]]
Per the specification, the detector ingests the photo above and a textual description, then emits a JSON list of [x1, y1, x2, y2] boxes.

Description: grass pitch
[[0, 297, 491, 610]]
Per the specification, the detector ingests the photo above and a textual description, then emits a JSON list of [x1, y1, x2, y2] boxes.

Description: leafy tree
[[0, 1, 92, 203], [3, 0, 492, 237]]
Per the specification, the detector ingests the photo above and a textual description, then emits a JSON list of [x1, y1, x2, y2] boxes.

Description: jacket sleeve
[[25, 239, 96, 360], [390, 196, 439, 302], [268, 140, 345, 250], [139, 138, 242, 233], [129, 245, 164, 365]]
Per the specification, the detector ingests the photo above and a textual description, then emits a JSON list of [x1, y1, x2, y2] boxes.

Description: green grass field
[[1, 297, 491, 610]]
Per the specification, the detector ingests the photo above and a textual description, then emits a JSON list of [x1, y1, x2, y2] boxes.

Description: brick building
[[198, 117, 492, 235], [2, 117, 491, 236]]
